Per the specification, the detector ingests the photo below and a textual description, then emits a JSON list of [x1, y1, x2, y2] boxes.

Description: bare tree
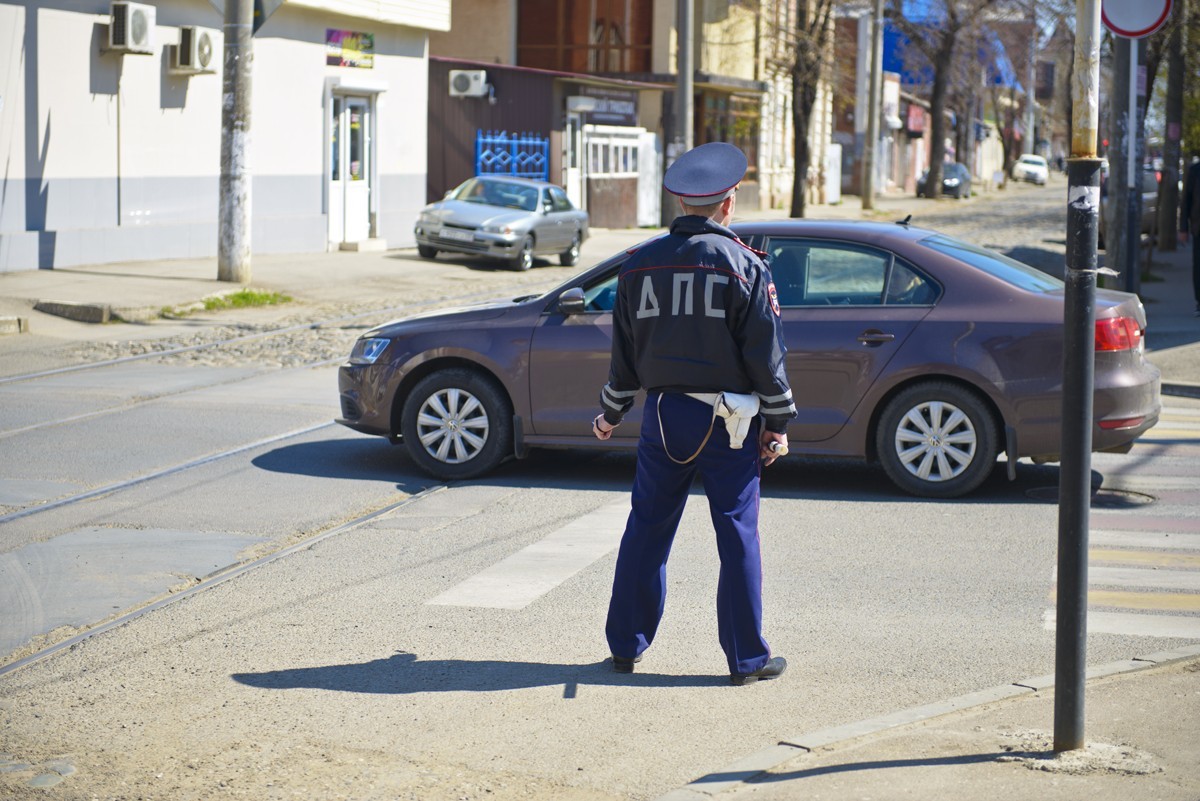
[[788, 0, 838, 218], [887, 0, 999, 198]]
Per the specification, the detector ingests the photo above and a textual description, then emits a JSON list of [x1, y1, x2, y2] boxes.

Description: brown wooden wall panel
[[586, 177, 638, 229], [427, 61, 559, 203]]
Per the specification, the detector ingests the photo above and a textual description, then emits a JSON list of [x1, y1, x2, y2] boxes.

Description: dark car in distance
[[338, 219, 1161, 498], [917, 162, 972, 199], [414, 176, 589, 271]]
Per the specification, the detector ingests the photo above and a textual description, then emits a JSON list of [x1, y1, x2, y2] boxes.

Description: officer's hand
[[760, 431, 788, 466], [593, 415, 616, 441], [1180, 231, 1190, 246]]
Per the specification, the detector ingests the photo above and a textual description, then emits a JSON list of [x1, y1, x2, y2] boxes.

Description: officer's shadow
[[231, 651, 717, 696]]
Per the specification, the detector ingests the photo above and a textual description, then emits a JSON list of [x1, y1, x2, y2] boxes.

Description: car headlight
[[418, 211, 438, 224], [945, 178, 960, 186], [480, 222, 516, 234], [349, 337, 390, 365]]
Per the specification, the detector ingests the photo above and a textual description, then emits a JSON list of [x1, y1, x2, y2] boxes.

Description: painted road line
[[1090, 548, 1200, 568], [426, 500, 629, 610], [1140, 428, 1200, 438], [1088, 566, 1200, 592], [1043, 609, 1200, 639], [1084, 589, 1200, 612], [1089, 531, 1200, 550]]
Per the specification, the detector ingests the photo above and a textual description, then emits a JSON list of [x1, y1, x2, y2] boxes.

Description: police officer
[[592, 142, 796, 685]]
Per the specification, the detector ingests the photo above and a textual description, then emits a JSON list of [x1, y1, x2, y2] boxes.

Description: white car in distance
[[1012, 154, 1049, 185]]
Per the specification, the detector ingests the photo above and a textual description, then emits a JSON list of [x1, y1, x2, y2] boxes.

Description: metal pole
[[1055, 0, 1102, 754], [1026, 0, 1037, 155], [218, 0, 253, 283], [677, 0, 694, 153], [1109, 36, 1130, 292], [1124, 39, 1145, 295], [861, 0, 883, 210]]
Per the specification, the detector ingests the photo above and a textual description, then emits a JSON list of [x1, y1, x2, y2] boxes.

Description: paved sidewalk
[[661, 648, 1200, 801]]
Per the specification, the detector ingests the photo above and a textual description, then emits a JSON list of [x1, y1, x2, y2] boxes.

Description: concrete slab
[[0, 479, 84, 506], [0, 526, 265, 659]]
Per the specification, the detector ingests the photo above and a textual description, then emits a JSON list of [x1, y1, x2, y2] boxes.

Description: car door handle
[[857, 330, 896, 346]]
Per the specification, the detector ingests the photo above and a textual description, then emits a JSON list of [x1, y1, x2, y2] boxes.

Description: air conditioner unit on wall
[[108, 1, 156, 55], [449, 69, 489, 98], [171, 26, 219, 74]]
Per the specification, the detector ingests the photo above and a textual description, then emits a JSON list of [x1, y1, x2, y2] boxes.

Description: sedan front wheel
[[401, 369, 512, 480], [875, 382, 998, 498], [510, 236, 534, 271]]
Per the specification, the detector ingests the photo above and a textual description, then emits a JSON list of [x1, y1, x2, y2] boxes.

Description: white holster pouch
[[686, 391, 760, 450]]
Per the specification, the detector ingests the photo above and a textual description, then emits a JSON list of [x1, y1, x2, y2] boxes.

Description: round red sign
[[1102, 0, 1172, 38]]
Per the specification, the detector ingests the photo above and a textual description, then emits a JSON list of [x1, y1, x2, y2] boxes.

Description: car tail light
[[1098, 416, 1146, 430], [1095, 316, 1142, 352]]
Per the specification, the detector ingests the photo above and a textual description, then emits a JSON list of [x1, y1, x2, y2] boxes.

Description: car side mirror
[[557, 287, 586, 315]]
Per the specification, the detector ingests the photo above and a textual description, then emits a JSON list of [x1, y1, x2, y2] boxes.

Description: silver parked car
[[414, 176, 589, 271]]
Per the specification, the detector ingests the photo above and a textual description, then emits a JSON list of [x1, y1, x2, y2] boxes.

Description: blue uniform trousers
[[605, 392, 771, 676]]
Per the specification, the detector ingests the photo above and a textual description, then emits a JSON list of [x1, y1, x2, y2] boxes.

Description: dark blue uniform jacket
[[600, 215, 796, 433]]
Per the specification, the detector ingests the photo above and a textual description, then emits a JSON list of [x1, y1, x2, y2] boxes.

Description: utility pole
[[676, 0, 693, 155], [1026, 0, 1037, 155], [663, 0, 694, 226], [861, 0, 883, 210], [218, 0, 253, 283], [1055, 0, 1102, 753]]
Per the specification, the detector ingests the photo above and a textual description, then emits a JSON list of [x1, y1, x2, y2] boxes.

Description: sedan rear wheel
[[401, 369, 512, 480], [560, 233, 581, 266], [510, 236, 534, 271], [875, 382, 998, 498]]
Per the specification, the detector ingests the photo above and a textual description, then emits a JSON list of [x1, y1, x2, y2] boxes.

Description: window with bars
[[699, 92, 760, 181], [517, 0, 652, 74]]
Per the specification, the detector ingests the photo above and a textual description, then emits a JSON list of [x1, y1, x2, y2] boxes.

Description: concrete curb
[[1162, 381, 1200, 399], [0, 317, 30, 335], [652, 643, 1200, 800], [30, 300, 164, 325]]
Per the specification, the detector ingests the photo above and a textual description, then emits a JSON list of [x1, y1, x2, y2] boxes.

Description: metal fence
[[475, 130, 549, 181]]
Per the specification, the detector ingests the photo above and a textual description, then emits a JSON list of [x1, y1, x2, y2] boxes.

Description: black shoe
[[612, 654, 642, 673], [730, 656, 787, 686]]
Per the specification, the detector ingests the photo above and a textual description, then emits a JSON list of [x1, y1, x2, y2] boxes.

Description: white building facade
[[0, 0, 448, 272]]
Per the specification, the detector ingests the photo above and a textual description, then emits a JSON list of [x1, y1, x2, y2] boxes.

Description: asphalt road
[[1, 184, 1197, 799]]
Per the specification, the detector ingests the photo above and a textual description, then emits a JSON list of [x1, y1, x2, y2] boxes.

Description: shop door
[[564, 113, 584, 208], [329, 95, 372, 244]]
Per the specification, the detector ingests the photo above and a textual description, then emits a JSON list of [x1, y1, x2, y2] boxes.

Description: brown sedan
[[337, 219, 1161, 498]]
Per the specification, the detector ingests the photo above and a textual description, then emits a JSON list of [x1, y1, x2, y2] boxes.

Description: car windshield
[[1020, 156, 1044, 166], [920, 234, 1063, 292], [452, 178, 539, 212]]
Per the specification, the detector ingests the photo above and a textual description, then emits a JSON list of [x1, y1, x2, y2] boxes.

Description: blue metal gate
[[475, 130, 549, 181]]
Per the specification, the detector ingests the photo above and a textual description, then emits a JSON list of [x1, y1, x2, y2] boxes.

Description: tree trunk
[[925, 42, 955, 198], [790, 48, 820, 218], [1158, 8, 1184, 251]]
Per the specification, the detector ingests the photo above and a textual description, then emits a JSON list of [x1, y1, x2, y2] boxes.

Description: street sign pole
[[1054, 0, 1172, 753], [1056, 0, 1102, 752]]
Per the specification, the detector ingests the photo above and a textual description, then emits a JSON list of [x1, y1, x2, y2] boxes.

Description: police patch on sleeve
[[768, 282, 781, 316]]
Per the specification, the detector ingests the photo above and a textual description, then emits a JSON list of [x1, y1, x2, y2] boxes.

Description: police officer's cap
[[664, 142, 746, 205]]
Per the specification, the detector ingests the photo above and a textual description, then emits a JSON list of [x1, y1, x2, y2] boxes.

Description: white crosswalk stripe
[[426, 500, 628, 610], [1046, 399, 1200, 639]]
